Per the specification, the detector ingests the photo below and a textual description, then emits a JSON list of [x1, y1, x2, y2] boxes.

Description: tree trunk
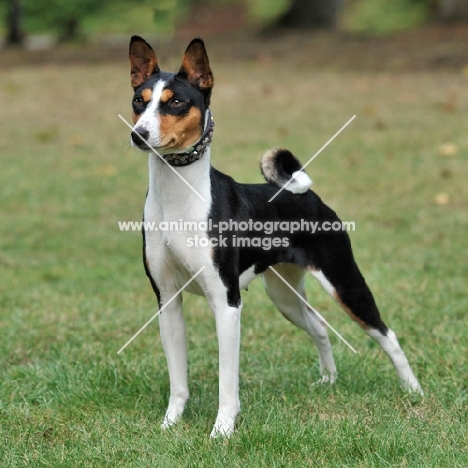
[[58, 16, 80, 43], [6, 0, 24, 46], [437, 0, 468, 21], [275, 0, 344, 29]]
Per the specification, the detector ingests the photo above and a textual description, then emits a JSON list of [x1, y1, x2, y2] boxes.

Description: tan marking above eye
[[160, 88, 174, 103], [141, 88, 152, 102]]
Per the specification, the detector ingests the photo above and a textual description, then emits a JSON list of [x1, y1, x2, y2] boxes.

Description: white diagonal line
[[117, 266, 206, 354], [118, 114, 207, 203], [268, 266, 357, 353], [268, 115, 356, 202]]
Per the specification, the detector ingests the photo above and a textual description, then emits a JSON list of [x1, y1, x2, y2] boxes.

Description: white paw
[[160, 410, 183, 430], [313, 373, 338, 386], [210, 416, 236, 438], [160, 395, 189, 430], [402, 379, 424, 396], [160, 417, 177, 430]]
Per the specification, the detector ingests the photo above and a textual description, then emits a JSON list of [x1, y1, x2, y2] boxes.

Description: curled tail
[[260, 148, 312, 194]]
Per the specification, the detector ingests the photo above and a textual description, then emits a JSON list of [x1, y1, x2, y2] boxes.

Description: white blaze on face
[[133, 79, 166, 148]]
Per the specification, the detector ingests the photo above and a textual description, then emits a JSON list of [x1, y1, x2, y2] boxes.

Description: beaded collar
[[162, 110, 214, 167]]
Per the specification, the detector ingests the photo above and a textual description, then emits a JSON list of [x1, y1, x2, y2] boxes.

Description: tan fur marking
[[158, 107, 202, 150], [160, 89, 174, 103], [333, 291, 370, 330], [132, 111, 141, 124], [180, 54, 195, 78], [142, 88, 152, 103]]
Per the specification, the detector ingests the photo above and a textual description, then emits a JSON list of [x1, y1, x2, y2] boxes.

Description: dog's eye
[[170, 98, 184, 107], [133, 96, 143, 105]]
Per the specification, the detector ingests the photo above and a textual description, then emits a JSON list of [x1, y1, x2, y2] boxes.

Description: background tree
[[4, 0, 468, 48], [274, 0, 345, 29], [435, 0, 468, 21], [5, 0, 24, 46]]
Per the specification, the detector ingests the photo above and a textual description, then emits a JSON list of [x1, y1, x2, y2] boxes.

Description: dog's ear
[[178, 38, 214, 92], [129, 36, 160, 89]]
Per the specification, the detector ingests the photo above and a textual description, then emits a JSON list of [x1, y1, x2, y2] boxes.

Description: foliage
[[145, 0, 194, 35], [80, 0, 185, 37], [19, 0, 195, 40], [4, 0, 457, 41], [244, 0, 291, 23], [344, 0, 430, 35], [23, 0, 113, 39]]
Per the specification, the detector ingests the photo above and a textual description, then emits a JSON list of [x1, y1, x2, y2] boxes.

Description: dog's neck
[[146, 145, 212, 222]]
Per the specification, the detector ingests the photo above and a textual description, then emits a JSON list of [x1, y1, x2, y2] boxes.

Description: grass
[[0, 37, 467, 466]]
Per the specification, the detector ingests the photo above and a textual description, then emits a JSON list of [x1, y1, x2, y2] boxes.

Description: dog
[[126, 36, 423, 437]]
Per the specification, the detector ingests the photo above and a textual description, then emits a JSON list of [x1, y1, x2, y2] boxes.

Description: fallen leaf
[[363, 104, 377, 116], [68, 133, 84, 146], [462, 64, 468, 78], [95, 164, 117, 176], [434, 193, 450, 205], [438, 143, 458, 157]]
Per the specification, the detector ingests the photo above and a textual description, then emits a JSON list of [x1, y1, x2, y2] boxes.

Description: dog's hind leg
[[263, 264, 337, 384], [309, 247, 423, 395]]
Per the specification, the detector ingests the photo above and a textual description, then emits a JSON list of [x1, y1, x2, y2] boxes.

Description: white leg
[[367, 328, 423, 395], [304, 305, 338, 384], [159, 293, 190, 429], [263, 265, 337, 383], [210, 303, 242, 438]]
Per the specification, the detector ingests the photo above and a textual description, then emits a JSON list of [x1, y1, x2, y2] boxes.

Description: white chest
[[143, 152, 213, 293]]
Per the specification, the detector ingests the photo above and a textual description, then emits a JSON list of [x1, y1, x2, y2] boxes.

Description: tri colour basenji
[[126, 36, 422, 437]]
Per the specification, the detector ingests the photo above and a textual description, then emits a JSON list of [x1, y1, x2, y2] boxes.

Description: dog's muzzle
[[130, 110, 214, 167]]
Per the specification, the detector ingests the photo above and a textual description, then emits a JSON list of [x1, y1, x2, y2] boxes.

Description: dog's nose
[[131, 128, 149, 145]]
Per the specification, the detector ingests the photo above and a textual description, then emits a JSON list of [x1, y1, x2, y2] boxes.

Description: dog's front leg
[[210, 302, 242, 438], [158, 292, 189, 430]]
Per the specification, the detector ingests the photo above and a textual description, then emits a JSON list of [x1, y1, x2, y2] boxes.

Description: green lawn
[[0, 38, 467, 467]]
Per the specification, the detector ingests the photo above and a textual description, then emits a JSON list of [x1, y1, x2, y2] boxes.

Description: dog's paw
[[210, 417, 236, 438], [160, 417, 177, 430], [160, 395, 189, 430], [313, 373, 338, 387], [402, 379, 424, 397], [160, 411, 183, 430]]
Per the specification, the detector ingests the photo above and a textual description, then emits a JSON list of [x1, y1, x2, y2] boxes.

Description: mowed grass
[[0, 41, 467, 467]]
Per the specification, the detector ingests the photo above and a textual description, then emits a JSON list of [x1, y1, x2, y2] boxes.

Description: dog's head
[[129, 36, 214, 159]]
